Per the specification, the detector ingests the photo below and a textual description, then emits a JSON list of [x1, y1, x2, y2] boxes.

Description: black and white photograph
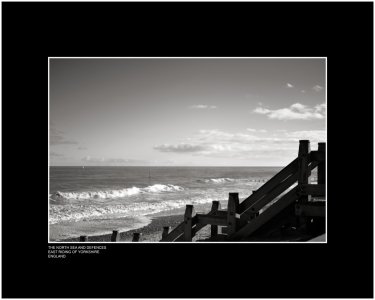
[[2, 2, 373, 298], [49, 57, 327, 243]]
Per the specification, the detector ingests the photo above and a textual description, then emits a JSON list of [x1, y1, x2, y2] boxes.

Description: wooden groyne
[[160, 140, 326, 242], [79, 139, 325, 242]]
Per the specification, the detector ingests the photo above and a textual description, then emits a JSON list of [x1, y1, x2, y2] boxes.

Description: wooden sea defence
[[160, 140, 326, 242], [79, 140, 325, 242]]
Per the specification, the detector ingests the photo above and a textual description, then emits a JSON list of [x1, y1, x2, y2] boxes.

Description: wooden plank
[[238, 160, 319, 228], [298, 140, 311, 203], [227, 193, 240, 235], [239, 158, 298, 213], [298, 184, 325, 197], [310, 151, 325, 162], [317, 143, 326, 185], [220, 226, 228, 234], [210, 201, 220, 238], [175, 203, 225, 241], [196, 214, 228, 226], [161, 222, 184, 241], [132, 233, 141, 242], [111, 230, 120, 242], [227, 187, 299, 240], [241, 172, 298, 219], [295, 202, 325, 217], [161, 226, 170, 241], [79, 235, 88, 242], [184, 205, 195, 241]]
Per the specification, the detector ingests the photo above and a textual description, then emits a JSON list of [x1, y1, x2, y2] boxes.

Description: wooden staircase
[[161, 140, 326, 242]]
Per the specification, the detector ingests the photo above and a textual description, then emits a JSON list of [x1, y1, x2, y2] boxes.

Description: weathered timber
[[227, 193, 240, 235], [161, 226, 170, 241], [210, 201, 220, 237], [171, 203, 224, 242], [298, 140, 311, 203], [298, 184, 325, 197], [161, 222, 184, 241], [196, 214, 228, 226], [241, 173, 298, 220], [111, 230, 120, 242], [132, 233, 141, 242], [227, 187, 299, 240], [295, 202, 325, 217], [79, 235, 88, 242], [239, 160, 320, 226], [220, 226, 228, 234], [184, 205, 196, 241], [310, 151, 325, 162], [238, 158, 298, 213], [317, 143, 326, 185]]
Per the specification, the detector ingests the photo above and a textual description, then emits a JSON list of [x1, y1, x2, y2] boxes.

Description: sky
[[49, 58, 326, 166]]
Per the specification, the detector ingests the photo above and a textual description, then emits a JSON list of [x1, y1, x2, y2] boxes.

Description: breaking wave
[[49, 197, 213, 224], [50, 184, 184, 201], [197, 178, 236, 183], [197, 177, 269, 184]]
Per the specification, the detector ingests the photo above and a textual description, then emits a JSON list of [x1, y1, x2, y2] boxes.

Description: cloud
[[246, 128, 267, 133], [253, 102, 326, 120], [153, 128, 326, 162], [189, 105, 217, 109], [77, 146, 87, 150], [154, 143, 206, 153], [312, 85, 324, 92], [50, 127, 78, 145], [284, 130, 326, 142], [286, 83, 294, 88], [81, 156, 147, 165], [301, 90, 306, 93]]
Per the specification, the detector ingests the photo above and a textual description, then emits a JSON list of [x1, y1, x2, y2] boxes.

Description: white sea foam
[[198, 177, 269, 184], [198, 178, 236, 183], [49, 196, 213, 224], [51, 184, 184, 200]]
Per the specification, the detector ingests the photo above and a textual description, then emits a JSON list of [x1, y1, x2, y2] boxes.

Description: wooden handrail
[[160, 140, 326, 242], [238, 158, 299, 213], [161, 202, 223, 242], [242, 159, 321, 217], [228, 186, 299, 240]]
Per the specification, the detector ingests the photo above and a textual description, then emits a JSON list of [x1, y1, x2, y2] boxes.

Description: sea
[[49, 166, 284, 241]]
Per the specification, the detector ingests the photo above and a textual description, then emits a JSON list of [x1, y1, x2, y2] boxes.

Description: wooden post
[[184, 205, 195, 241], [161, 226, 170, 241], [111, 230, 120, 242], [298, 140, 311, 203], [79, 235, 88, 242], [318, 142, 326, 185], [227, 193, 239, 235], [132, 233, 141, 242], [210, 201, 221, 238]]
